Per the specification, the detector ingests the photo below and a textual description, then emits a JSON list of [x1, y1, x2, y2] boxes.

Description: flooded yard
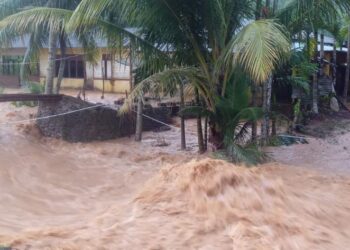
[[1, 99, 350, 249]]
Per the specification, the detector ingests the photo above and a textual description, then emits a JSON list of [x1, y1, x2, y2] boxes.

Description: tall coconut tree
[[343, 25, 350, 101], [7, 0, 290, 162], [0, 0, 47, 86], [338, 17, 350, 101], [68, 0, 290, 161], [0, 0, 97, 94]]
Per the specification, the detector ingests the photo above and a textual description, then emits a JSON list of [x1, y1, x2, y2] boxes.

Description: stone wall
[[37, 95, 171, 142]]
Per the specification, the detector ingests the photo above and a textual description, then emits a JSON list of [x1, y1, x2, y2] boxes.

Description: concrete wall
[[39, 76, 85, 89], [93, 79, 131, 93]]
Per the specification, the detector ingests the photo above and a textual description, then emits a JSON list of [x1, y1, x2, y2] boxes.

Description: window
[[55, 55, 85, 78], [0, 56, 39, 76], [1, 56, 22, 76]]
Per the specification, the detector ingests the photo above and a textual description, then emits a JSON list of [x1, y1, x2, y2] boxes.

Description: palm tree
[[195, 87, 205, 153], [135, 96, 143, 141], [344, 26, 350, 101], [338, 18, 350, 101], [278, 0, 350, 114], [4, 0, 289, 162], [45, 25, 58, 94], [0, 0, 96, 94], [69, 0, 289, 161], [0, 0, 47, 86]]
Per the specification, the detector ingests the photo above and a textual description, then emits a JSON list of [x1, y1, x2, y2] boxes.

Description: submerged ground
[[1, 92, 350, 249]]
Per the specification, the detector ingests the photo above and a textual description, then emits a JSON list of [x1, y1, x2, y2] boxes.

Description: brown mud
[[1, 100, 350, 249]]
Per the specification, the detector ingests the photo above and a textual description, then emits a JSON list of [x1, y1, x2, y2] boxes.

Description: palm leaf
[[223, 19, 290, 84]]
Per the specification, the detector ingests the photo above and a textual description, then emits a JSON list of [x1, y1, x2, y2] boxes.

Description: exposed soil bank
[[37, 95, 171, 142]]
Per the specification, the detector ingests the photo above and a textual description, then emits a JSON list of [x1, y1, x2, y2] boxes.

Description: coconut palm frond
[[0, 7, 72, 33], [225, 143, 266, 165], [20, 31, 45, 82], [224, 19, 290, 84], [68, 0, 120, 28], [0, 0, 47, 19], [119, 67, 205, 114], [278, 0, 350, 34]]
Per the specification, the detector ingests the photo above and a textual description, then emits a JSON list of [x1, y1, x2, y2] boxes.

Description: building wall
[[94, 79, 131, 93], [39, 77, 85, 89], [0, 48, 27, 56], [39, 48, 132, 94]]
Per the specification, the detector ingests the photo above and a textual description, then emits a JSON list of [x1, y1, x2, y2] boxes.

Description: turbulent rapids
[[1, 103, 350, 249]]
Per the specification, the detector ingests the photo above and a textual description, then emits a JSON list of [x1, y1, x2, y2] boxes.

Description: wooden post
[[129, 46, 133, 90], [312, 31, 319, 114], [135, 97, 143, 142], [332, 37, 337, 92], [195, 88, 205, 153]]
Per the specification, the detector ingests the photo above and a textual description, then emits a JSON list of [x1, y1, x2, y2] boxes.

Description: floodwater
[[1, 100, 350, 249]]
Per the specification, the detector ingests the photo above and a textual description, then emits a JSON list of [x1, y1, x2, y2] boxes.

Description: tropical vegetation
[[1, 0, 350, 163]]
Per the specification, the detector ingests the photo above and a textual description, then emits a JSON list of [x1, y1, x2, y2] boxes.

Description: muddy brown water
[[1, 102, 350, 249]]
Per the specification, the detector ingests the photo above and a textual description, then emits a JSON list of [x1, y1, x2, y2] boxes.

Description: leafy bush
[[27, 81, 44, 94]]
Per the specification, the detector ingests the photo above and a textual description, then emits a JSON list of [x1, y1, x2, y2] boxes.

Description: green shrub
[[27, 82, 44, 94]]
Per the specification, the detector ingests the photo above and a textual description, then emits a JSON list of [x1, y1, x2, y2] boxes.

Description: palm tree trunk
[[204, 116, 208, 150], [135, 97, 143, 142], [180, 83, 186, 150], [129, 48, 133, 90], [111, 52, 115, 85], [273, 0, 278, 14], [82, 58, 87, 101], [344, 26, 350, 101], [55, 33, 66, 94], [271, 94, 277, 136], [255, 0, 262, 19], [45, 27, 58, 94], [312, 31, 319, 114], [271, 114, 277, 136], [20, 45, 31, 87], [253, 0, 261, 142], [266, 0, 271, 8], [320, 33, 325, 59], [332, 38, 337, 92], [20, 33, 36, 87], [195, 88, 205, 153], [306, 31, 311, 60], [312, 74, 319, 114], [251, 83, 258, 141], [261, 75, 273, 145]]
